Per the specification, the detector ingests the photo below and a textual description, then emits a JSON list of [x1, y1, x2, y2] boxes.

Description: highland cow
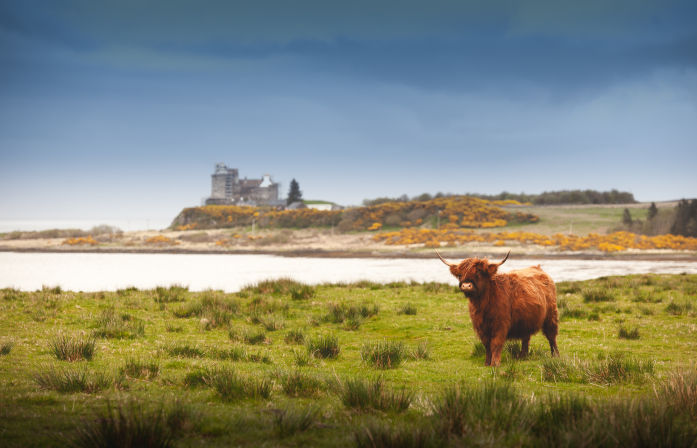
[[437, 250, 559, 366]]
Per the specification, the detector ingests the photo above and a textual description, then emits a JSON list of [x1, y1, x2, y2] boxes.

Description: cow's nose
[[460, 282, 474, 292]]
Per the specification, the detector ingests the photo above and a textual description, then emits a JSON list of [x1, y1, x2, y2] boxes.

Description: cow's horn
[[497, 250, 511, 266], [434, 249, 455, 267]]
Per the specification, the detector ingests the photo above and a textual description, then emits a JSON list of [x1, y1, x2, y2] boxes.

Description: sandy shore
[[2, 228, 696, 261]]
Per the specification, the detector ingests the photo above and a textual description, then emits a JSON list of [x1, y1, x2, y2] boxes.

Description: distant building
[[205, 163, 282, 206]]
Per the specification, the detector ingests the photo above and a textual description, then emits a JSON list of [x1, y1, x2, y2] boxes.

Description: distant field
[[1, 274, 696, 447], [499, 203, 653, 236]]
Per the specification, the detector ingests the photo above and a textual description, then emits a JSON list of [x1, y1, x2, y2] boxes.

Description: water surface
[[2, 252, 696, 292]]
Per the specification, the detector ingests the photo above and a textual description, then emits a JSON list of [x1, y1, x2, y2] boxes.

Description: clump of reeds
[[306, 334, 340, 359], [341, 377, 412, 412], [361, 340, 405, 369], [50, 334, 95, 361]]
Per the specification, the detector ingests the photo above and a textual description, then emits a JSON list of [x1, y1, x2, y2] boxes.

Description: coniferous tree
[[647, 202, 658, 220], [286, 179, 303, 205], [622, 208, 633, 227]]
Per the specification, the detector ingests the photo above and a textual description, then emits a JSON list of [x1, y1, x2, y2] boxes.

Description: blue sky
[[1, 1, 696, 225]]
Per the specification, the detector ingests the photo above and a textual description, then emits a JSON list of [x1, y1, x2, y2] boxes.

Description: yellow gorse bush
[[145, 235, 179, 246], [373, 229, 697, 252], [172, 196, 538, 231], [62, 236, 99, 246]]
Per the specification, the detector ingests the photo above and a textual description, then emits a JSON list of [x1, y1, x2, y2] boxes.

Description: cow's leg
[[543, 319, 559, 356], [483, 338, 492, 366], [489, 333, 507, 367], [520, 336, 530, 359]]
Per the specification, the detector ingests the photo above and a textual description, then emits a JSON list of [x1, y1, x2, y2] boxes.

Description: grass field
[[499, 205, 651, 236], [1, 274, 696, 447]]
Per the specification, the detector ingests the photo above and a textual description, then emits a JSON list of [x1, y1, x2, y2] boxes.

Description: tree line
[[364, 189, 636, 206], [621, 199, 697, 237]]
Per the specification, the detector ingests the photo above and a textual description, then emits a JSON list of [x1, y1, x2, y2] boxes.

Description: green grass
[[1, 275, 697, 446]]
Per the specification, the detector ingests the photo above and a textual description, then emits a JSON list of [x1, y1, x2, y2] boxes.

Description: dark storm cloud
[[2, 0, 695, 96]]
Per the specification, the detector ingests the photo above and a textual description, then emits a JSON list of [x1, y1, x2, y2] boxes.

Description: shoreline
[[2, 245, 697, 262]]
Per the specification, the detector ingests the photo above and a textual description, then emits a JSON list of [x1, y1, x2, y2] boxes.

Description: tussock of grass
[[33, 366, 114, 393], [93, 309, 145, 339], [71, 400, 195, 448], [618, 325, 640, 340], [293, 349, 313, 367], [290, 284, 315, 300], [165, 323, 184, 333], [242, 278, 314, 299], [341, 377, 413, 412], [51, 335, 95, 361], [0, 340, 13, 355], [471, 342, 486, 358], [324, 301, 379, 324], [212, 346, 247, 361], [284, 328, 305, 345], [183, 369, 208, 388], [665, 299, 693, 315], [409, 341, 430, 360], [278, 370, 325, 397], [432, 380, 530, 439], [242, 328, 268, 345], [398, 303, 418, 315], [307, 334, 340, 359], [582, 288, 617, 303], [154, 285, 188, 303], [121, 358, 159, 379], [561, 306, 588, 320], [361, 340, 405, 369], [271, 405, 319, 438], [167, 344, 204, 358], [259, 314, 285, 331], [172, 292, 238, 328], [205, 366, 272, 401], [354, 421, 443, 448], [542, 353, 654, 385]]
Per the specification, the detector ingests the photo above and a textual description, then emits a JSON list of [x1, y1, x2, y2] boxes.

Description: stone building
[[205, 163, 281, 206]]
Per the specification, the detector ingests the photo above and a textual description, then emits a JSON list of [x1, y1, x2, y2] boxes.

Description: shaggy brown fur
[[438, 251, 559, 366]]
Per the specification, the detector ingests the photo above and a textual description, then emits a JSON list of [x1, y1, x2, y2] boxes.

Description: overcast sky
[[1, 0, 696, 225]]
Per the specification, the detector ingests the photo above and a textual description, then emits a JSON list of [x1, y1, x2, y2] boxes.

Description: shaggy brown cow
[[437, 250, 559, 366]]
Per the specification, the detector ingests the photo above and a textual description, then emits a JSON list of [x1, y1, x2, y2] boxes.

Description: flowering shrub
[[145, 235, 179, 246], [170, 196, 538, 232], [373, 229, 697, 252], [62, 236, 99, 246]]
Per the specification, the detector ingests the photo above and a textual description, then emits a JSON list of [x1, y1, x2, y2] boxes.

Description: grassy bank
[[1, 274, 696, 446]]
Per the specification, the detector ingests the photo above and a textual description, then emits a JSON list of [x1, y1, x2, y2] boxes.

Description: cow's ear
[[449, 265, 461, 277], [486, 262, 499, 276]]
